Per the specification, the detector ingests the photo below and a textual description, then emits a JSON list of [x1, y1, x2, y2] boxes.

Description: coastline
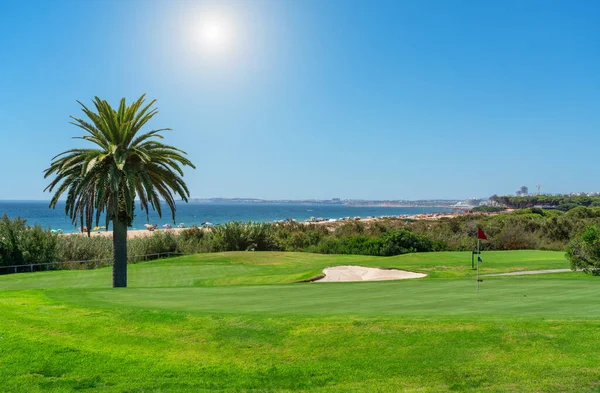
[[67, 211, 477, 239], [2, 201, 460, 235]]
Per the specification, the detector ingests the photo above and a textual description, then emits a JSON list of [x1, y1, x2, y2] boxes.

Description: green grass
[[1, 250, 599, 393], [0, 250, 570, 290]]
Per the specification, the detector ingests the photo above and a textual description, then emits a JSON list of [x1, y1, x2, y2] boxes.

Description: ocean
[[0, 201, 454, 233]]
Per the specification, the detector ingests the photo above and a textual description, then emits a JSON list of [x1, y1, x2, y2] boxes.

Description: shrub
[[0, 214, 59, 266], [271, 222, 330, 251], [491, 224, 538, 250], [540, 216, 573, 243], [315, 229, 435, 257], [18, 225, 58, 264], [212, 222, 276, 251], [176, 226, 219, 254], [128, 231, 179, 259], [334, 221, 365, 238], [0, 214, 28, 266], [316, 236, 382, 256], [471, 206, 506, 213], [556, 203, 578, 212], [566, 206, 594, 219], [57, 235, 112, 263], [566, 225, 600, 274], [379, 229, 434, 256]]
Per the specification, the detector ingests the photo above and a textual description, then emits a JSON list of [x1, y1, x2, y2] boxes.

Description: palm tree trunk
[[112, 220, 128, 288]]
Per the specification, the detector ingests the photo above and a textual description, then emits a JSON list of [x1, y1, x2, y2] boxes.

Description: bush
[[471, 206, 506, 213], [57, 235, 112, 263], [556, 203, 579, 212], [566, 225, 600, 274], [0, 214, 28, 266], [19, 226, 59, 264], [566, 206, 594, 219], [334, 221, 365, 238], [379, 229, 434, 256], [491, 224, 538, 250], [212, 222, 276, 251], [271, 222, 329, 251], [0, 214, 59, 266], [128, 231, 179, 259], [316, 236, 383, 256], [175, 226, 219, 254], [315, 229, 435, 257]]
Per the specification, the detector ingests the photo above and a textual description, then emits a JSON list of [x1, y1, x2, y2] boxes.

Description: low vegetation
[[470, 205, 506, 213], [4, 207, 600, 269], [491, 194, 600, 210]]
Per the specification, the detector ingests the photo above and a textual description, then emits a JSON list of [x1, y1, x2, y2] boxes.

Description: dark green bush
[[379, 229, 433, 256], [556, 203, 579, 212], [0, 214, 59, 266], [316, 236, 383, 256], [567, 206, 594, 219], [566, 225, 600, 274], [316, 229, 436, 257], [0, 214, 27, 265], [212, 222, 276, 251], [18, 225, 59, 263], [471, 206, 505, 213]]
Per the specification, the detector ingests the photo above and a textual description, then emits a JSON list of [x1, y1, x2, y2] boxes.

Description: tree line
[[491, 195, 600, 211]]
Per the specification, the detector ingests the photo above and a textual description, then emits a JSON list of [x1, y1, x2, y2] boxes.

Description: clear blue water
[[0, 201, 453, 233]]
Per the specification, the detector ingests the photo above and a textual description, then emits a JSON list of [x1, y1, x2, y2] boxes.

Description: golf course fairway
[[1, 251, 599, 392]]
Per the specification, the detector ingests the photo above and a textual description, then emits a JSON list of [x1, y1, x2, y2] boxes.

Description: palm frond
[[45, 95, 195, 229]]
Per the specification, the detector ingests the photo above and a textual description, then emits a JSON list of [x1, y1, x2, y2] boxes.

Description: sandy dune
[[315, 265, 427, 282]]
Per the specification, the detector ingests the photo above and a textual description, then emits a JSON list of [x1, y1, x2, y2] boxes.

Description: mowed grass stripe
[[46, 277, 600, 318], [1, 290, 600, 393]]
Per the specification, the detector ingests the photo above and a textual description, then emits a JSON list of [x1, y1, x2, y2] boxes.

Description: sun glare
[[195, 13, 234, 55]]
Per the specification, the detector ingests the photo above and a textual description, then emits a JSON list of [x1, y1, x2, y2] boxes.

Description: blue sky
[[0, 0, 598, 200]]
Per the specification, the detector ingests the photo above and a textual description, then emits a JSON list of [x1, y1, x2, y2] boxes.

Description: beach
[[66, 211, 475, 239]]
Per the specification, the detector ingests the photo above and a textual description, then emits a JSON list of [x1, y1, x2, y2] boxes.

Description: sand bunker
[[315, 265, 427, 282]]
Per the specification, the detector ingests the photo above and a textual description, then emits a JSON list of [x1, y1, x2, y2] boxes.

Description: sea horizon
[[0, 200, 455, 233]]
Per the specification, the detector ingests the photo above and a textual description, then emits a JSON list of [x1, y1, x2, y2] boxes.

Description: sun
[[196, 14, 234, 54]]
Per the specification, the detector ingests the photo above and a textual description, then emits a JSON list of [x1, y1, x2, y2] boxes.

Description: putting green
[[48, 276, 599, 318]]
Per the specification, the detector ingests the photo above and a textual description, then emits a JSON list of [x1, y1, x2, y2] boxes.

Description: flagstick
[[477, 238, 480, 293]]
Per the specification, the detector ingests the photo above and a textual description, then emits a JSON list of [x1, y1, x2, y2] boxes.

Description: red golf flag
[[477, 228, 488, 240]]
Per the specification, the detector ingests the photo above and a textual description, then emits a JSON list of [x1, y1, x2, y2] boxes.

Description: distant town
[[189, 197, 470, 208], [189, 185, 600, 210]]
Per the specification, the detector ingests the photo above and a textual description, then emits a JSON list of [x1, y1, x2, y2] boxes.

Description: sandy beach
[[65, 211, 479, 239], [70, 227, 189, 239]]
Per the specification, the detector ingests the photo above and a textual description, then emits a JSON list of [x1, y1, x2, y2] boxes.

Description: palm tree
[[44, 95, 195, 287]]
